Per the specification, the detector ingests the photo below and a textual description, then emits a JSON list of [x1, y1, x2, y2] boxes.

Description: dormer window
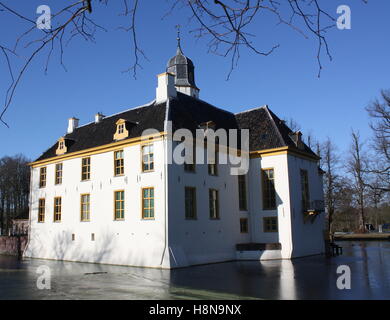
[[113, 119, 129, 141], [56, 137, 68, 155], [199, 121, 216, 132]]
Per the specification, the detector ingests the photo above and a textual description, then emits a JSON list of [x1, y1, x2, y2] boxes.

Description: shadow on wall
[[26, 225, 167, 268]]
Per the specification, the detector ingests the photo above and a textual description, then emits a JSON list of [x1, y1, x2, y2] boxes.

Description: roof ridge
[[264, 105, 287, 147], [235, 105, 268, 115]]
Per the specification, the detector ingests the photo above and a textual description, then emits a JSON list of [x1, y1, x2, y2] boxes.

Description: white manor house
[[24, 43, 326, 269]]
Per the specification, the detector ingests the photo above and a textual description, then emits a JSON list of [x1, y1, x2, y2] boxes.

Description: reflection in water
[[0, 241, 389, 299], [278, 260, 297, 300]]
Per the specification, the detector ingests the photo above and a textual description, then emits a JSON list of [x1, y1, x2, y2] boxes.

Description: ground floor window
[[240, 218, 248, 233], [54, 197, 62, 222], [209, 189, 219, 219], [38, 198, 45, 222], [114, 190, 125, 220], [142, 187, 154, 219], [263, 217, 278, 232], [185, 187, 197, 219], [80, 194, 90, 221]]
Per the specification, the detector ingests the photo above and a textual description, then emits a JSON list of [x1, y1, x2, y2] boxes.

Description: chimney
[[156, 72, 176, 104], [95, 113, 105, 124], [67, 117, 79, 134]]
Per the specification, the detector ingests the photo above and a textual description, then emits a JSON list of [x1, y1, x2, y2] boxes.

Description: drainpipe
[[160, 98, 170, 266], [285, 155, 294, 258], [247, 164, 254, 243]]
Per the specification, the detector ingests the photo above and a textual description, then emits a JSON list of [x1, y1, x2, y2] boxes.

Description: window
[[114, 190, 125, 220], [142, 187, 154, 219], [118, 124, 125, 134], [185, 187, 197, 219], [240, 218, 248, 233], [56, 137, 67, 155], [91, 233, 95, 241], [39, 167, 47, 188], [55, 163, 63, 185], [54, 197, 62, 222], [72, 234, 75, 241], [81, 157, 91, 181], [114, 150, 124, 176], [209, 189, 219, 219], [80, 194, 90, 221], [113, 119, 129, 140], [184, 143, 196, 172], [38, 198, 45, 223], [208, 151, 218, 176], [142, 144, 154, 172], [238, 174, 247, 211], [262, 168, 276, 210], [300, 169, 310, 212], [263, 217, 278, 232]]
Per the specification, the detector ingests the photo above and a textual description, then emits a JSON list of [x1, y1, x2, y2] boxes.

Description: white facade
[[24, 52, 325, 269], [25, 139, 171, 268], [25, 136, 325, 268]]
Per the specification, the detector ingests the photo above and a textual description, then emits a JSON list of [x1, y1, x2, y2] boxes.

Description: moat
[[0, 241, 389, 299]]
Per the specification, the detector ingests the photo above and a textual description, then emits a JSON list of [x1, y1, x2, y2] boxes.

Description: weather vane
[[175, 24, 181, 50]]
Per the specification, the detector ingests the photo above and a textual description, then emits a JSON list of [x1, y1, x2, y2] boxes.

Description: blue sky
[[0, 0, 389, 161]]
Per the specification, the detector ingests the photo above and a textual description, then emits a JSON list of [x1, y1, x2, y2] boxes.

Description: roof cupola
[[166, 26, 199, 98]]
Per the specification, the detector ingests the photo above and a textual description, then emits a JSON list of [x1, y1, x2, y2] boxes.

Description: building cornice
[[29, 132, 167, 168], [250, 146, 320, 161], [30, 133, 319, 168]]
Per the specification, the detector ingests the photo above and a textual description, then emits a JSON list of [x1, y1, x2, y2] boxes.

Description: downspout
[[285, 155, 294, 258], [247, 163, 254, 243], [160, 98, 170, 266], [23, 166, 33, 258]]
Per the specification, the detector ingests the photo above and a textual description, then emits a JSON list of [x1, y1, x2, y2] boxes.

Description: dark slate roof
[[35, 92, 318, 162], [235, 105, 318, 157], [35, 101, 167, 161], [170, 93, 239, 133]]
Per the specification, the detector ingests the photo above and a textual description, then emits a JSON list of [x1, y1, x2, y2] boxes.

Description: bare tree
[[366, 89, 390, 192], [347, 130, 369, 233], [0, 155, 30, 236], [0, 0, 348, 126], [321, 137, 340, 236], [283, 117, 301, 132]]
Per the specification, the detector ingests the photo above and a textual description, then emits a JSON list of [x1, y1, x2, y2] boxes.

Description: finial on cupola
[[175, 24, 183, 54]]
